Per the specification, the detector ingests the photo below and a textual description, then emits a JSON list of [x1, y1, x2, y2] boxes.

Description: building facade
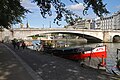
[[95, 11, 120, 30], [113, 11, 120, 30], [68, 19, 95, 29]]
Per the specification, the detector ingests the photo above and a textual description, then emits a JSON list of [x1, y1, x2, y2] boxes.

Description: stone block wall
[[0, 29, 13, 42]]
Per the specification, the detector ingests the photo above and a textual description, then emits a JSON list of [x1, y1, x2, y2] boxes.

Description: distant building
[[113, 11, 120, 30], [95, 16, 113, 30], [95, 11, 120, 30], [20, 23, 24, 28], [20, 22, 30, 29], [67, 19, 95, 29]]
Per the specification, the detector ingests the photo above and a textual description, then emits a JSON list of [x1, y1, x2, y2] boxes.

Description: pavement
[[0, 43, 35, 80], [0, 43, 120, 80]]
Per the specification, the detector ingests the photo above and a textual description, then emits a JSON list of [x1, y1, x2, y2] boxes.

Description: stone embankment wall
[[0, 29, 13, 42]]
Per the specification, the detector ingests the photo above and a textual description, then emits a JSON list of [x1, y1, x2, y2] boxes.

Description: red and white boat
[[50, 45, 107, 66], [68, 45, 107, 59]]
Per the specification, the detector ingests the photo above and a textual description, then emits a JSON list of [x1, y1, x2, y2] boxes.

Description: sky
[[13, 0, 120, 28]]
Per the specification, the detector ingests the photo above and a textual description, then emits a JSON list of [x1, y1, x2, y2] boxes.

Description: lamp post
[[43, 24, 44, 29], [49, 21, 51, 28]]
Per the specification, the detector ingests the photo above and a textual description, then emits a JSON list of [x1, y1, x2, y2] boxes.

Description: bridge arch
[[41, 31, 102, 43], [113, 35, 120, 42]]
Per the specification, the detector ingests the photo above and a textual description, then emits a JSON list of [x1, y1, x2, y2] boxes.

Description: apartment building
[[68, 19, 95, 29], [96, 11, 120, 30]]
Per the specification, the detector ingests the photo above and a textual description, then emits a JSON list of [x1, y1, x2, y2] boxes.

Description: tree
[[33, 0, 109, 25], [68, 17, 83, 26], [64, 26, 68, 28], [0, 0, 29, 29], [0, 0, 109, 29]]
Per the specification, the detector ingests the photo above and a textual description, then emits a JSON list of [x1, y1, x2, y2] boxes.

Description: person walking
[[16, 41, 20, 49], [11, 39, 17, 49], [21, 41, 26, 49]]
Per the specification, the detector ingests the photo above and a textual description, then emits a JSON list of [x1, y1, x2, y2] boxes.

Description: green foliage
[[51, 33, 59, 36], [83, 0, 109, 17], [0, 0, 109, 29], [0, 0, 29, 29], [33, 0, 78, 26], [33, 0, 109, 25], [64, 26, 68, 28]]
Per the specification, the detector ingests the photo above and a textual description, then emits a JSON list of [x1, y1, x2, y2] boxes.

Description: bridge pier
[[103, 31, 112, 42]]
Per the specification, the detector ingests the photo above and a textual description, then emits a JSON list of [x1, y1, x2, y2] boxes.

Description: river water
[[28, 40, 120, 73]]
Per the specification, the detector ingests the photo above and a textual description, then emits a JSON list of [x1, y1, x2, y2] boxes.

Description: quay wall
[[0, 29, 13, 42]]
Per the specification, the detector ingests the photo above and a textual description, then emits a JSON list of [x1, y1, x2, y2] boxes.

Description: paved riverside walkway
[[0, 43, 120, 80], [0, 43, 34, 80]]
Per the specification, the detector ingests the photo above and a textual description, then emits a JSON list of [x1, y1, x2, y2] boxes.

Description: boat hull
[[50, 45, 107, 61]]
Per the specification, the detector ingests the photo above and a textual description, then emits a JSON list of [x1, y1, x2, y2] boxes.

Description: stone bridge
[[10, 28, 120, 42]]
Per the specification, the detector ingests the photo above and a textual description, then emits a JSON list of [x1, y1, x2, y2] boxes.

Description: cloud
[[67, 3, 84, 11], [21, 0, 39, 11], [116, 5, 120, 9]]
